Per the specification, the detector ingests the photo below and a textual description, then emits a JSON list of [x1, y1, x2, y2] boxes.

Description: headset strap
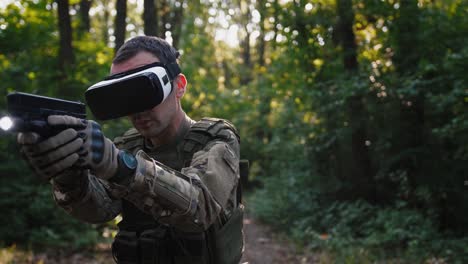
[[104, 61, 181, 81], [165, 62, 181, 80]]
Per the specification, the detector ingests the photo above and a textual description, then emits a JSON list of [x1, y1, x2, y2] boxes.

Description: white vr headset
[[85, 62, 181, 120]]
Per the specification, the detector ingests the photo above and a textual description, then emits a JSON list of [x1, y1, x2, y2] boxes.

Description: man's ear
[[174, 74, 187, 99]]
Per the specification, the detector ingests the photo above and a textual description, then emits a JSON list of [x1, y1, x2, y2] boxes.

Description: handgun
[[1, 92, 86, 137]]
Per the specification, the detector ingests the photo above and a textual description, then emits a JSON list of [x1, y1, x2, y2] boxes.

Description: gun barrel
[[4, 92, 87, 137], [7, 92, 86, 119]]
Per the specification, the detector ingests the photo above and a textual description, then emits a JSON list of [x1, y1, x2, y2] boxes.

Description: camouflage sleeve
[[108, 129, 240, 232], [51, 171, 122, 224], [181, 130, 240, 228]]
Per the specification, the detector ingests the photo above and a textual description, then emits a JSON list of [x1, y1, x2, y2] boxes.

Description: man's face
[[111, 51, 178, 138]]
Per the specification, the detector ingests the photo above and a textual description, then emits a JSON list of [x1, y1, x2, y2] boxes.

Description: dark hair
[[113, 36, 180, 65]]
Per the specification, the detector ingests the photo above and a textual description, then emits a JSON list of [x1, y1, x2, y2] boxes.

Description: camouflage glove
[[17, 128, 83, 180], [47, 115, 119, 180]]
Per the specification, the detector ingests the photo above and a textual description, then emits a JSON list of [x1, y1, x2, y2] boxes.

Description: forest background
[[0, 0, 467, 262]]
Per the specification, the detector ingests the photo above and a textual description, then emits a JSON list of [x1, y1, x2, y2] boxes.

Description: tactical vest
[[112, 118, 245, 264]]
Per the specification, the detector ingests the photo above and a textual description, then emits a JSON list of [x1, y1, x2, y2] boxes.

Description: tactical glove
[[17, 129, 83, 180], [47, 115, 119, 180]]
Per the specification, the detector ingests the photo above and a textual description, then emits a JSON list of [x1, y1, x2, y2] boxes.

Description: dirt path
[[241, 214, 316, 264], [87, 214, 317, 264], [12, 214, 316, 264]]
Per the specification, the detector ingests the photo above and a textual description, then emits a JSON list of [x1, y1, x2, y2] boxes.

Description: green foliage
[[0, 1, 108, 250], [0, 139, 100, 249], [252, 176, 468, 262], [248, 0, 468, 262]]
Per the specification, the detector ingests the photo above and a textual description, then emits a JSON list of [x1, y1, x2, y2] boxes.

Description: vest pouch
[[140, 227, 170, 264], [173, 229, 209, 264], [112, 231, 138, 264], [212, 205, 244, 264]]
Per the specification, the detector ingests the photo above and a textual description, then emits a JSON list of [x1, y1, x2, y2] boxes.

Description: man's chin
[[137, 129, 152, 137], [136, 127, 161, 138]]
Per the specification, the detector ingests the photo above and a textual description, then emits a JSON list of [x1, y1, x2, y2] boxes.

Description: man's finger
[[32, 138, 83, 167], [48, 115, 87, 128], [42, 153, 80, 176], [33, 128, 78, 154], [17, 132, 41, 145]]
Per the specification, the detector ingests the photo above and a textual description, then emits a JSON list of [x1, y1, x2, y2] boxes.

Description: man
[[17, 36, 244, 264]]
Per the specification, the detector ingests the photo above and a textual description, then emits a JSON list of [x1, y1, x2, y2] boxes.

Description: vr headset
[[85, 61, 181, 120]]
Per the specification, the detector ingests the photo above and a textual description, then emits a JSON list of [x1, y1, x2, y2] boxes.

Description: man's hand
[[48, 115, 119, 180], [17, 128, 83, 180]]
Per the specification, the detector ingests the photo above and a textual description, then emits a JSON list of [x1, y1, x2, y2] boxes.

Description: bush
[[250, 168, 468, 262], [0, 138, 101, 250]]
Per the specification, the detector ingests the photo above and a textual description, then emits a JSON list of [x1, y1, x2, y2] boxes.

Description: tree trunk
[[255, 0, 270, 143], [79, 0, 92, 34], [393, 0, 423, 199], [102, 0, 110, 45], [114, 0, 127, 54], [57, 0, 74, 71], [336, 0, 374, 201], [239, 0, 252, 85], [336, 0, 358, 70], [292, 0, 314, 72], [240, 29, 251, 69], [256, 0, 266, 67], [160, 0, 169, 38], [170, 3, 184, 49], [144, 0, 158, 36], [394, 0, 420, 72]]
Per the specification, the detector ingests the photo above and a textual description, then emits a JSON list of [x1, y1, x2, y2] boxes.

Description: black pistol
[[1, 92, 86, 137]]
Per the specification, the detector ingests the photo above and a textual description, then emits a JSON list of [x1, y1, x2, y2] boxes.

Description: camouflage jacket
[[51, 115, 241, 233]]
